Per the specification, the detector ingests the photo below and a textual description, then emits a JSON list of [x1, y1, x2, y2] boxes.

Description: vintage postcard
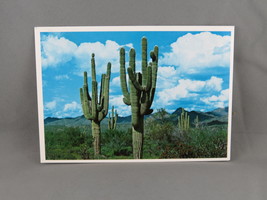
[[35, 26, 234, 163]]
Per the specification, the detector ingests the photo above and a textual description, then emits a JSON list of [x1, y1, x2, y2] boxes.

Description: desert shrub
[[183, 126, 227, 158], [159, 125, 227, 158], [101, 129, 132, 158], [45, 126, 93, 160], [143, 110, 178, 158]]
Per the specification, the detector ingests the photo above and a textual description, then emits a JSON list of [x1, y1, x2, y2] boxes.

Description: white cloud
[[41, 36, 77, 68], [55, 74, 70, 80], [161, 32, 231, 72], [156, 76, 223, 105], [109, 95, 131, 116], [111, 76, 121, 87], [110, 75, 130, 89], [156, 66, 180, 89], [158, 66, 177, 78], [201, 89, 229, 108], [63, 101, 81, 112], [44, 100, 57, 110], [41, 36, 133, 74], [206, 76, 223, 91], [74, 40, 122, 74]]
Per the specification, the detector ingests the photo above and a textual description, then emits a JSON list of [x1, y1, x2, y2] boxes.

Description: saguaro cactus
[[120, 37, 158, 159], [108, 106, 118, 130], [80, 53, 111, 156], [178, 108, 190, 132], [193, 115, 199, 128]]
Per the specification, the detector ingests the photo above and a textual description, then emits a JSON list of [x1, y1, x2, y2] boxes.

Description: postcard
[[35, 26, 234, 163]]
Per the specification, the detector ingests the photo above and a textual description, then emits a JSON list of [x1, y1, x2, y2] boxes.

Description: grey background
[[0, 0, 267, 199]]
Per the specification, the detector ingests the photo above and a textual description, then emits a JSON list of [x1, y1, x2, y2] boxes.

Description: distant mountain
[[44, 114, 132, 127], [44, 115, 89, 126], [208, 107, 229, 117], [117, 115, 131, 123], [44, 107, 229, 127], [171, 108, 219, 123], [44, 117, 60, 124]]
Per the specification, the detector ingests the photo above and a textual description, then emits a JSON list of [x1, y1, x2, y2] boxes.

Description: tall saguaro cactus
[[178, 108, 190, 132], [108, 106, 118, 130], [120, 37, 158, 159], [80, 53, 111, 156]]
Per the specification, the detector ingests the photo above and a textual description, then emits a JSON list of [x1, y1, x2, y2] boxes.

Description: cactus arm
[[88, 53, 97, 120], [97, 97, 104, 112], [140, 91, 149, 115], [128, 47, 141, 126], [80, 88, 88, 119], [128, 65, 152, 92], [112, 107, 115, 128], [83, 71, 92, 101], [141, 37, 147, 86], [91, 53, 96, 81], [103, 62, 111, 116], [149, 49, 158, 103], [144, 108, 153, 115], [99, 74, 105, 103], [91, 80, 98, 120], [119, 48, 130, 105], [80, 71, 94, 119], [108, 113, 111, 129], [80, 88, 93, 120], [144, 64, 152, 92], [114, 110, 118, 130], [153, 46, 159, 63], [130, 74, 141, 128], [97, 74, 105, 112], [129, 48, 136, 72], [127, 67, 144, 91], [98, 62, 111, 121]]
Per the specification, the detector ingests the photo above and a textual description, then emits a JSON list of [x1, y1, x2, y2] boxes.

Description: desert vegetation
[[44, 108, 227, 160]]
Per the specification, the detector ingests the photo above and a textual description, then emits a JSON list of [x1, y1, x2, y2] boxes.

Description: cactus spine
[[120, 37, 158, 159], [108, 106, 118, 130], [178, 108, 190, 131], [80, 53, 111, 156]]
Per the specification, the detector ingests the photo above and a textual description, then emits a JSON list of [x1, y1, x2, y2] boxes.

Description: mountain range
[[44, 107, 229, 127]]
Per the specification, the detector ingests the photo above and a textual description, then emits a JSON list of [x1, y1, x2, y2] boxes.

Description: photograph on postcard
[[35, 26, 234, 163]]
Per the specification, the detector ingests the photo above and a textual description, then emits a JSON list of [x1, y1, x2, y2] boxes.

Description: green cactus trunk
[[120, 37, 158, 159], [132, 115, 144, 159], [178, 108, 190, 132], [108, 106, 118, 130], [92, 120, 101, 156], [80, 53, 111, 157]]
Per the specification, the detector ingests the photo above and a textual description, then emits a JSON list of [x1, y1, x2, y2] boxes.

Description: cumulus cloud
[[201, 89, 229, 108], [111, 76, 121, 87], [109, 95, 131, 116], [44, 100, 57, 110], [161, 32, 231, 72], [157, 66, 180, 89], [41, 36, 133, 74], [156, 76, 223, 105], [41, 36, 77, 68], [63, 101, 81, 112], [74, 40, 122, 74]]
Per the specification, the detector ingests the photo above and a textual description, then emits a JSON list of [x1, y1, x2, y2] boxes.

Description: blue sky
[[40, 30, 232, 118]]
